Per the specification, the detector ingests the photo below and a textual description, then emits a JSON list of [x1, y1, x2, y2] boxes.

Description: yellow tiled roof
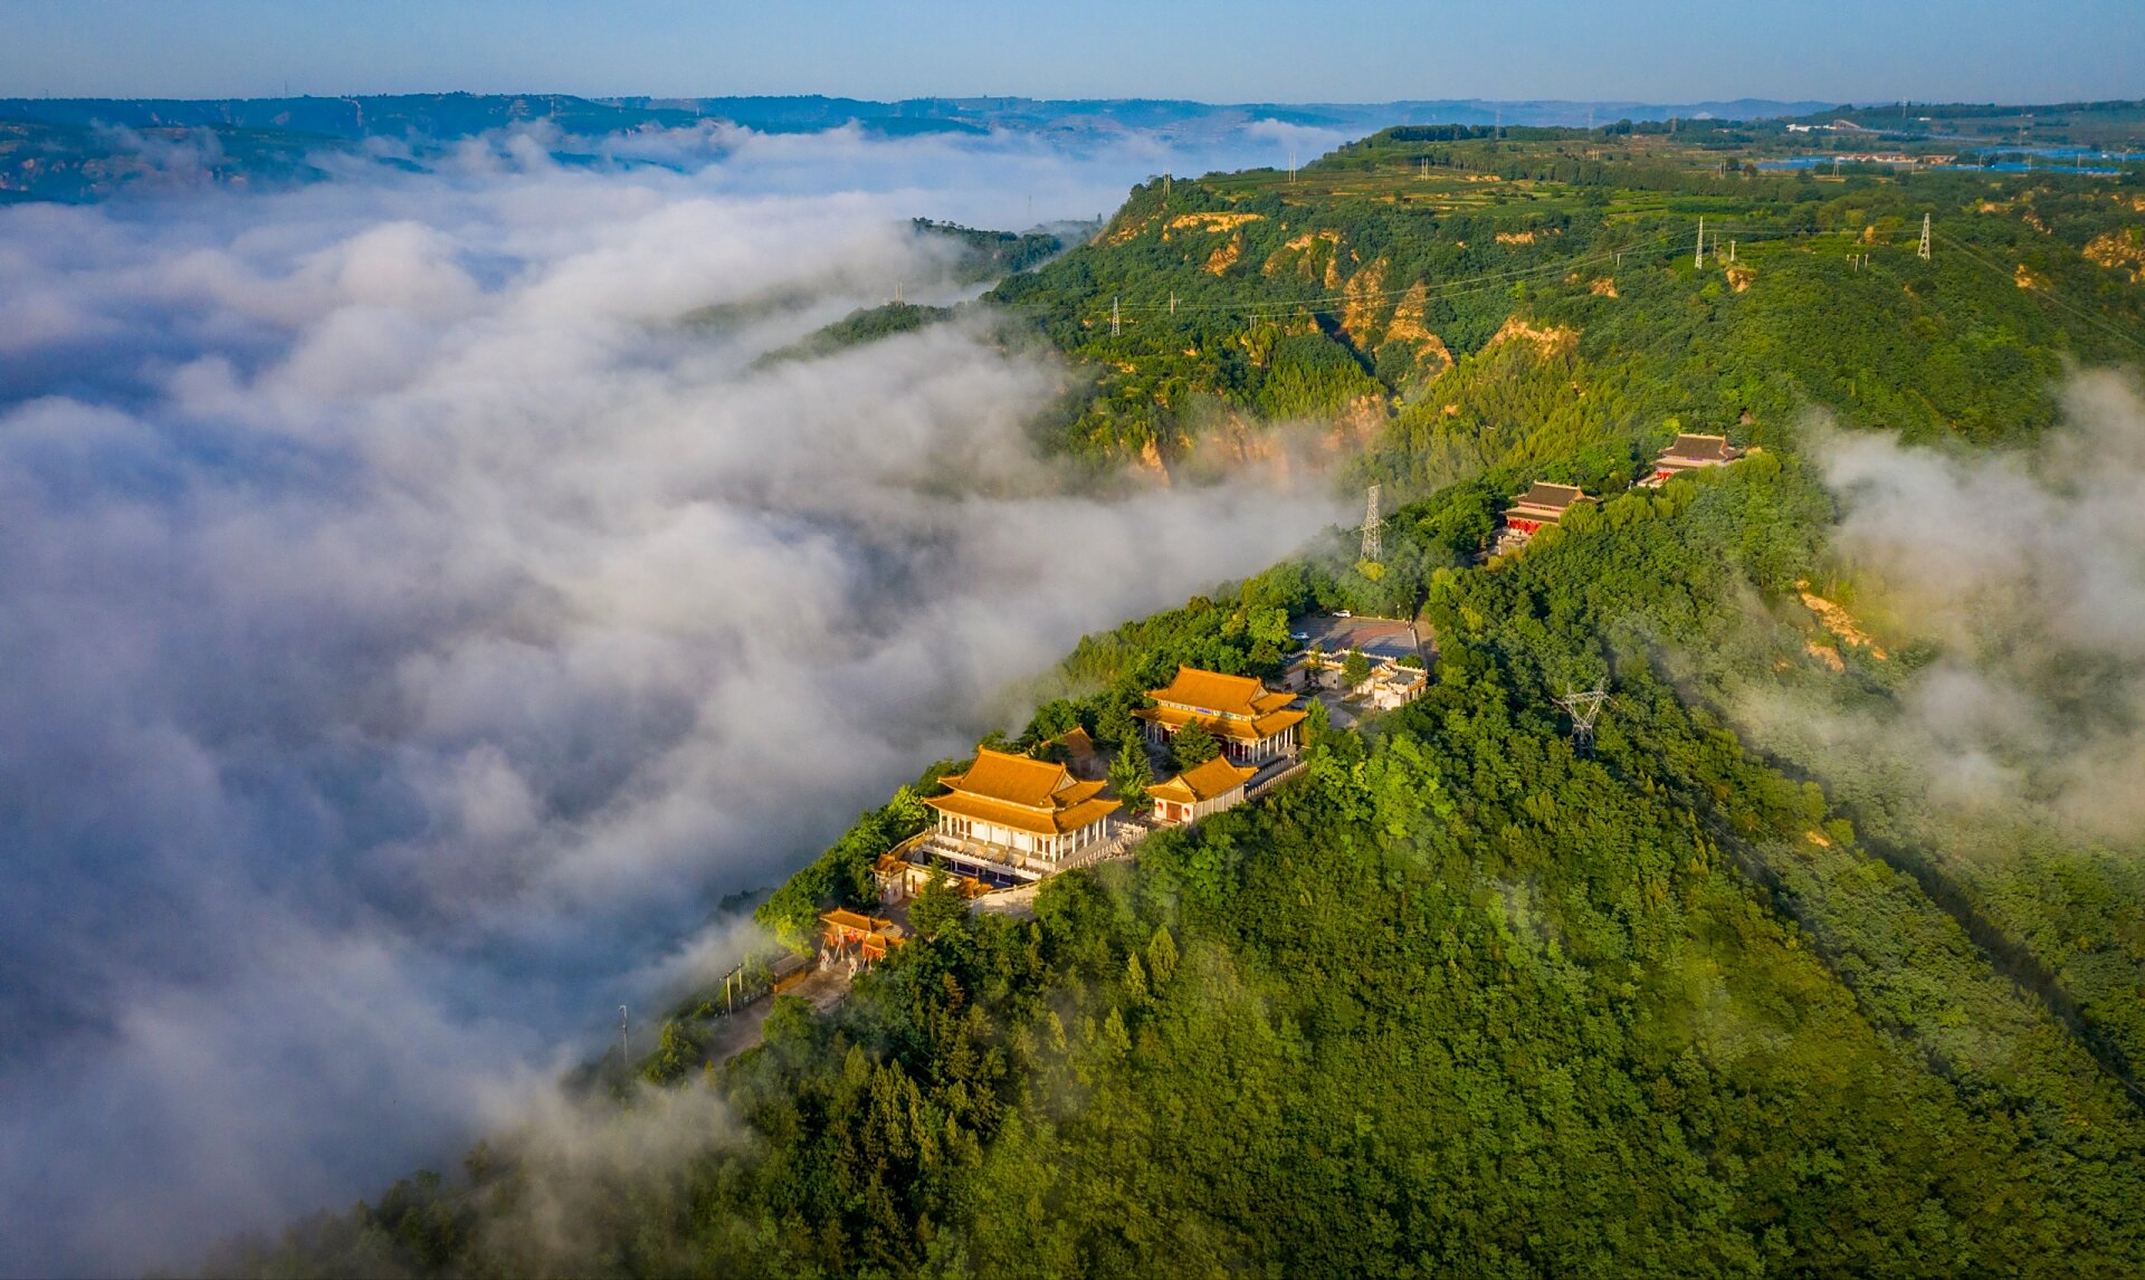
[[1149, 754, 1256, 805], [820, 908, 896, 934], [1135, 702, 1307, 743], [926, 789, 1120, 837], [938, 746, 1077, 808], [1146, 666, 1282, 719]]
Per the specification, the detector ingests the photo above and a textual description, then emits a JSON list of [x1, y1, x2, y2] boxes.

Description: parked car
[[1290, 630, 1310, 644], [1334, 610, 1352, 618]]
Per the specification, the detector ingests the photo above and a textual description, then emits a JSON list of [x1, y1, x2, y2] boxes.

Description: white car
[[1334, 610, 1352, 618]]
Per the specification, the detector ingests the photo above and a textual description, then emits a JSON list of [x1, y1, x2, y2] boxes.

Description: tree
[[1341, 647, 1373, 689], [1109, 742, 1153, 813], [1171, 719, 1220, 769], [908, 867, 970, 941], [1096, 697, 1142, 749]]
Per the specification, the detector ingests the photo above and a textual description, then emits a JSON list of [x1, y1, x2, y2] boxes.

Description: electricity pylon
[[1553, 685, 1609, 752], [1918, 212, 1932, 261], [1360, 484, 1383, 563]]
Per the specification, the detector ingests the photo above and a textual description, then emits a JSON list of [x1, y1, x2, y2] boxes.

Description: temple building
[[1147, 754, 1257, 826], [1136, 666, 1307, 765], [1502, 481, 1596, 538], [894, 745, 1121, 885], [1639, 433, 1743, 488]]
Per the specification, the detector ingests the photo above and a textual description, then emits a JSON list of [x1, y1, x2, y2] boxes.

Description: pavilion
[[1147, 754, 1258, 826], [1135, 666, 1307, 766], [888, 745, 1121, 886], [1502, 481, 1596, 538], [818, 908, 906, 968], [1639, 433, 1743, 488]]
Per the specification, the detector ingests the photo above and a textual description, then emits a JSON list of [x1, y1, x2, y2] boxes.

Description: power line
[[1930, 230, 2145, 355], [1033, 224, 1850, 325]]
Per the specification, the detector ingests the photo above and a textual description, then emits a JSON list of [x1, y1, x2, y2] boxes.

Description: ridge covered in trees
[[221, 126, 2145, 1278]]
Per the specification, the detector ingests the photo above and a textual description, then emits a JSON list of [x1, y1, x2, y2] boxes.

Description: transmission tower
[[1694, 215, 1705, 268], [1918, 212, 1932, 261], [1360, 484, 1383, 563], [617, 1004, 631, 1071], [1552, 685, 1609, 752], [1111, 295, 1121, 337]]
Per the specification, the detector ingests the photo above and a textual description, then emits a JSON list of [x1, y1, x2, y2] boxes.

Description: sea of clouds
[[0, 120, 1351, 1275]]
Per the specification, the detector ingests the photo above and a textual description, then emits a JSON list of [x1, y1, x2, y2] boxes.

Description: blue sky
[[3, 0, 2139, 103]]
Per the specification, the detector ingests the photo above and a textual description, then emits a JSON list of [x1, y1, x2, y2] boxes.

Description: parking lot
[[1295, 614, 1422, 662]]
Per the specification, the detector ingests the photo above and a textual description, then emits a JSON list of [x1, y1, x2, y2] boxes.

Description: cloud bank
[[0, 126, 1344, 1275], [1740, 372, 2145, 842]]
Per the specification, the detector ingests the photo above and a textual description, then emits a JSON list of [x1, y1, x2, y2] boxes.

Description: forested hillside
[[225, 126, 2145, 1278]]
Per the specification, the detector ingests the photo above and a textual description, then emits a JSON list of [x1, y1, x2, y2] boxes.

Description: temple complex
[[889, 745, 1121, 886], [1639, 433, 1743, 487], [1148, 754, 1257, 826], [1135, 666, 1307, 765]]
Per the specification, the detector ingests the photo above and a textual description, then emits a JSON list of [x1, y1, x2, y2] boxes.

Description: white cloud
[[0, 124, 1344, 1274], [1740, 372, 2145, 840]]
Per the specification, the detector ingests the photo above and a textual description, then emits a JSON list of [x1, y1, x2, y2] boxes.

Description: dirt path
[[703, 965, 851, 1066]]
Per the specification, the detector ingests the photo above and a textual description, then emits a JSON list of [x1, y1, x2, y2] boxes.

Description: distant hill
[[0, 92, 1839, 141], [0, 93, 1845, 203]]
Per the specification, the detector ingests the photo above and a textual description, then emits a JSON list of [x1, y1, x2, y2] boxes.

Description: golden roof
[[1146, 666, 1295, 719], [1135, 701, 1307, 743], [820, 908, 896, 934], [927, 744, 1120, 837], [938, 746, 1081, 808], [927, 789, 1119, 837], [1149, 754, 1257, 805]]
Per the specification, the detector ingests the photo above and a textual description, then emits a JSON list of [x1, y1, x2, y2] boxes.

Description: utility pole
[[1695, 216, 1705, 268], [618, 1005, 631, 1072], [1918, 212, 1931, 262], [1289, 148, 1298, 183], [1729, 239, 1737, 263], [1111, 296, 1120, 337], [1168, 291, 1177, 316], [1361, 484, 1383, 563]]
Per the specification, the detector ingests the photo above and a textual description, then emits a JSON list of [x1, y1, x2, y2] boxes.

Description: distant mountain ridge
[[0, 92, 1836, 142]]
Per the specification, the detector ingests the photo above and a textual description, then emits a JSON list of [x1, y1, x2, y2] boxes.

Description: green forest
[[223, 122, 2145, 1278]]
